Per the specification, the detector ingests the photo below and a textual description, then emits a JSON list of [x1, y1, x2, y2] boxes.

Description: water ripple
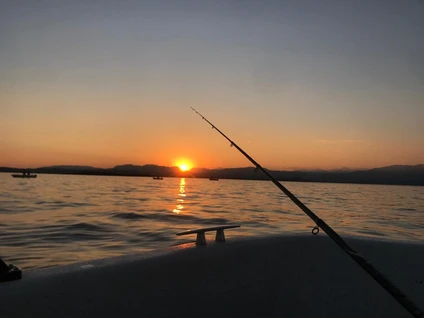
[[0, 173, 423, 270]]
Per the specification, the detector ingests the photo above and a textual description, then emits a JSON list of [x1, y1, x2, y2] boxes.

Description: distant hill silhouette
[[1, 164, 423, 186], [40, 165, 96, 170]]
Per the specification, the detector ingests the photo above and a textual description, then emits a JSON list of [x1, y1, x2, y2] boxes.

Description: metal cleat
[[176, 225, 240, 245]]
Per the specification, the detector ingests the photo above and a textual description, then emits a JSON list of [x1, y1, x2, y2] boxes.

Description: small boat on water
[[209, 177, 219, 181], [153, 176, 163, 180], [11, 171, 37, 178]]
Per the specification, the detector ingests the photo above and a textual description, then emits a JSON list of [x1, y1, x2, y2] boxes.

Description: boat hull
[[11, 174, 37, 178], [1, 235, 423, 317]]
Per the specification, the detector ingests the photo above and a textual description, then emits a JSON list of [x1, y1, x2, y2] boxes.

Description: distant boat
[[153, 176, 163, 180], [12, 172, 37, 178], [209, 177, 219, 181]]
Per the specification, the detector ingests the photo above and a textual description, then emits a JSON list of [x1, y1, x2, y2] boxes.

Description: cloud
[[314, 139, 365, 144]]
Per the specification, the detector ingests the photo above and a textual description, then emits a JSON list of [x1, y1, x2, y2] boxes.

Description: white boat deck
[[1, 234, 423, 317]]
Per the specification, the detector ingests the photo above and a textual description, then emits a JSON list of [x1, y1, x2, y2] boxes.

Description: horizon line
[[1, 163, 423, 172]]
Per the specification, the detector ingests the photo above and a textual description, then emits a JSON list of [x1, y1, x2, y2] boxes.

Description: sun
[[174, 159, 193, 172], [178, 163, 191, 171]]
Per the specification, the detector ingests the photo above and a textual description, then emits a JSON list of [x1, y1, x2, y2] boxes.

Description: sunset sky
[[1, 0, 423, 170]]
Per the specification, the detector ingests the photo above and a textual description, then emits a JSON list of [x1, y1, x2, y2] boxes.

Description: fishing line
[[191, 107, 423, 318]]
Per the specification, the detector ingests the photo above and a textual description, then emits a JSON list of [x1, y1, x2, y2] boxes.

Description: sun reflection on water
[[173, 178, 186, 214]]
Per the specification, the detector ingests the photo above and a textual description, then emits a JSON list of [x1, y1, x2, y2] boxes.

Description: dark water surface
[[1, 173, 423, 270]]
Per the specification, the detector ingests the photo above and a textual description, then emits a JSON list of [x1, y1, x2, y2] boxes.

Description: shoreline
[[1, 170, 423, 187]]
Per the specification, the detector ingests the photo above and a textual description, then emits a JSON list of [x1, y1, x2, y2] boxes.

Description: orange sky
[[1, 1, 423, 170], [1, 105, 422, 170]]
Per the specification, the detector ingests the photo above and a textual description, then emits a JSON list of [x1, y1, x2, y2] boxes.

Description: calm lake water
[[1, 173, 423, 270]]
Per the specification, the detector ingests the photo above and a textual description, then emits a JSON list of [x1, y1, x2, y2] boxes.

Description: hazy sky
[[1, 0, 423, 169]]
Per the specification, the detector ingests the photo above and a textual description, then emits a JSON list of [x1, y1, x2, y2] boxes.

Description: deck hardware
[[312, 226, 320, 235], [176, 225, 241, 246], [0, 257, 22, 282]]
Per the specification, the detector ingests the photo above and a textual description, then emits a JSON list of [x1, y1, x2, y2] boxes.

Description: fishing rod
[[190, 107, 423, 318]]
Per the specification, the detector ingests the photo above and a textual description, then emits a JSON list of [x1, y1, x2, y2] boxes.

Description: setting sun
[[179, 164, 191, 171], [174, 158, 193, 172]]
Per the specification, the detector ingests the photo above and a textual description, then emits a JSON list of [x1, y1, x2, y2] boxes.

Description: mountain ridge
[[1, 164, 423, 186]]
